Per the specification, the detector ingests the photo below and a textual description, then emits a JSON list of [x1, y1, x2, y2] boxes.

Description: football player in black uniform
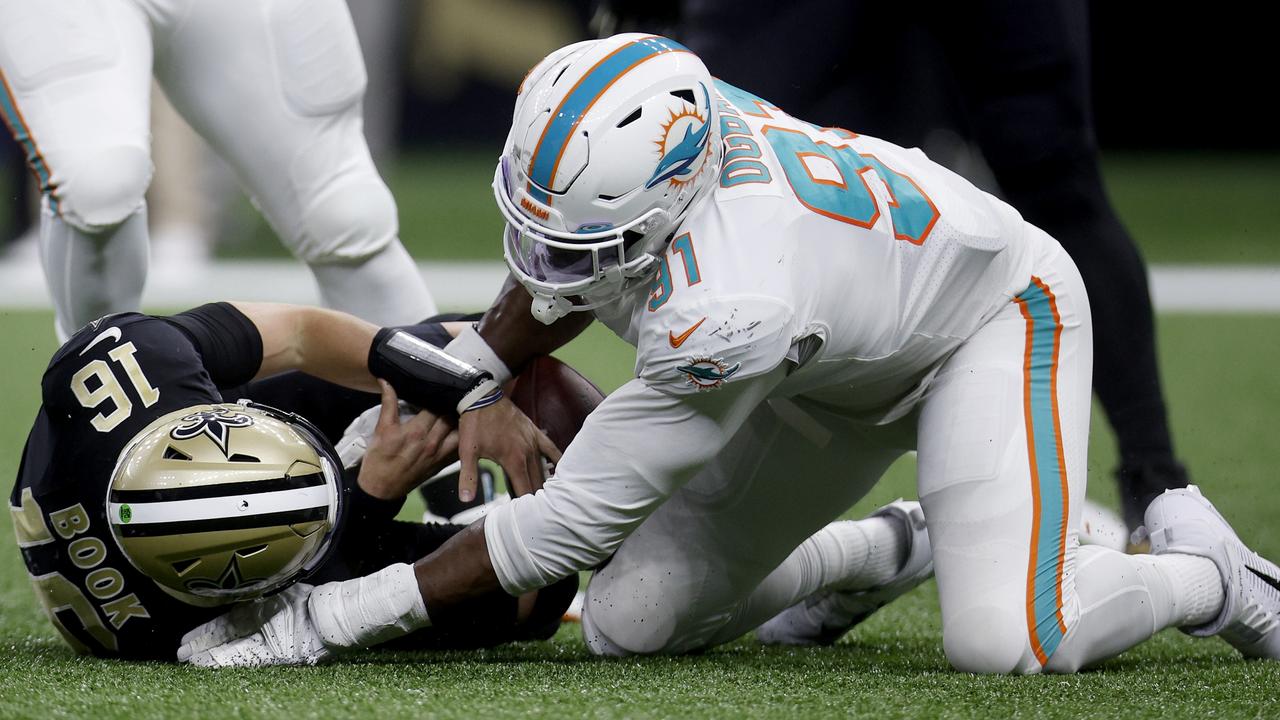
[[11, 301, 575, 660]]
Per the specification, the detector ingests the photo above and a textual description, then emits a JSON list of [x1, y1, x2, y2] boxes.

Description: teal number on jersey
[[761, 126, 938, 245], [649, 233, 702, 311]]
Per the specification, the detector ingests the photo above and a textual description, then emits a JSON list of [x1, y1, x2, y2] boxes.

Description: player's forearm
[[241, 302, 381, 390], [414, 520, 503, 613], [475, 275, 593, 372], [240, 301, 490, 415], [480, 374, 785, 594]]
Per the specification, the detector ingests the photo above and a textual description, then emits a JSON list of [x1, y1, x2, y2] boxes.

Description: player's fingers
[[423, 431, 461, 478], [188, 635, 273, 668], [185, 649, 224, 668], [376, 380, 400, 429], [178, 606, 257, 660], [502, 450, 533, 497], [438, 430, 460, 459], [458, 443, 480, 503], [422, 412, 452, 458], [523, 450, 546, 495], [536, 428, 563, 465]]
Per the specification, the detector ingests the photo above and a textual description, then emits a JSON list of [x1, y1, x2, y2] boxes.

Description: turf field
[[2, 152, 1280, 718]]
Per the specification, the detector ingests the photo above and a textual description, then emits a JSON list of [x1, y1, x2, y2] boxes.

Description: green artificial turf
[[2, 311, 1279, 719]]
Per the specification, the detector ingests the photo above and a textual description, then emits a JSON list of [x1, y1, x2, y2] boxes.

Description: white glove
[[335, 400, 418, 470], [178, 584, 330, 668], [178, 564, 430, 668]]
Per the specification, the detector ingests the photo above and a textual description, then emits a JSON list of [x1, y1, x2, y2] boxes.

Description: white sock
[[1043, 547, 1226, 672], [811, 516, 909, 592], [39, 202, 149, 341], [700, 516, 909, 647], [309, 240, 437, 326], [1153, 553, 1224, 627]]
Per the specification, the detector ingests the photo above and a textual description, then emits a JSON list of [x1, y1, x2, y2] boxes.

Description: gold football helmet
[[107, 401, 344, 605]]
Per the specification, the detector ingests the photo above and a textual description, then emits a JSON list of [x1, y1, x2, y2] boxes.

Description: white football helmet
[[493, 34, 722, 323]]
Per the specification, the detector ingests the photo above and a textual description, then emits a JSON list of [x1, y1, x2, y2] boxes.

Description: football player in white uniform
[[0, 0, 436, 339], [177, 35, 1280, 672]]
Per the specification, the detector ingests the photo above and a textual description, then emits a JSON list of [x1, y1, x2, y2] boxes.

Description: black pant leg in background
[[930, 0, 1185, 523], [678, 0, 1186, 524]]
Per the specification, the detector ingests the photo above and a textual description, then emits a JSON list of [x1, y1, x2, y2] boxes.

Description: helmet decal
[[184, 555, 261, 593], [527, 35, 691, 201], [169, 408, 255, 457], [646, 83, 712, 190]]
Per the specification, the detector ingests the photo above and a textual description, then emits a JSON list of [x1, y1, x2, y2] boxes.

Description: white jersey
[[595, 81, 1035, 421], [484, 80, 1066, 600]]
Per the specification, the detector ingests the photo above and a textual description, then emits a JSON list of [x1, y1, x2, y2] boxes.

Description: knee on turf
[[580, 578, 685, 657], [942, 605, 1040, 675], [56, 145, 151, 233], [289, 170, 397, 264]]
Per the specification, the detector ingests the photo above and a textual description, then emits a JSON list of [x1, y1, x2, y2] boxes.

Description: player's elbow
[[486, 480, 666, 595]]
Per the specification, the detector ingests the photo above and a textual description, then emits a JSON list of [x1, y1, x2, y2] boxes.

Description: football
[[507, 355, 605, 452]]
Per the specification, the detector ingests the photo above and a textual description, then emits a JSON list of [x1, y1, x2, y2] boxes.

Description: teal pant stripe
[[1019, 280, 1068, 660], [0, 79, 57, 211]]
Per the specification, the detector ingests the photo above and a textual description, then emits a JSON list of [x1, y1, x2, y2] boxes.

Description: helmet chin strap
[[530, 293, 575, 324]]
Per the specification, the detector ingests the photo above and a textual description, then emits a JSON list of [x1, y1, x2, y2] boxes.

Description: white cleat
[[757, 499, 932, 647], [1146, 485, 1280, 659]]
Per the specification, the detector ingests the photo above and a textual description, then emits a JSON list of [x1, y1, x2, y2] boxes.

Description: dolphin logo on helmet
[[646, 83, 713, 190]]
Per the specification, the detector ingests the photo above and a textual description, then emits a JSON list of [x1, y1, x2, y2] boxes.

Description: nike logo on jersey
[[80, 327, 122, 355], [669, 317, 706, 348]]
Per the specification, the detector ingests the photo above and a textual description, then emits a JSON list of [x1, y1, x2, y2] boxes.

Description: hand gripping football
[[507, 356, 605, 452]]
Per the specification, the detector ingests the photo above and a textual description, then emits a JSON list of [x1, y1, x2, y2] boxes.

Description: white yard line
[[0, 258, 1278, 312]]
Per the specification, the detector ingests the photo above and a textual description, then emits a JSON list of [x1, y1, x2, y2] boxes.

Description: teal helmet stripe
[[526, 35, 690, 203]]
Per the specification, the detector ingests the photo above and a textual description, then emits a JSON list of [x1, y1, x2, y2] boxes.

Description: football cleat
[[1146, 485, 1280, 659], [756, 499, 932, 647]]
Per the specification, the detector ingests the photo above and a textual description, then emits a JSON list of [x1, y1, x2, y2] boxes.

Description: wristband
[[457, 377, 503, 414]]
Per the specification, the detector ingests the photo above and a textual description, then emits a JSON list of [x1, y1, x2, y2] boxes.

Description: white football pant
[[0, 0, 436, 338], [578, 230, 1218, 672]]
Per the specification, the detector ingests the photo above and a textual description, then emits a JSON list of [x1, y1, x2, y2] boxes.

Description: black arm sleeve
[[163, 303, 263, 389], [367, 327, 500, 416]]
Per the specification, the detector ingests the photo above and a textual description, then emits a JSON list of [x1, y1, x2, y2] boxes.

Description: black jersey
[[10, 305, 265, 659], [11, 305, 493, 660]]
